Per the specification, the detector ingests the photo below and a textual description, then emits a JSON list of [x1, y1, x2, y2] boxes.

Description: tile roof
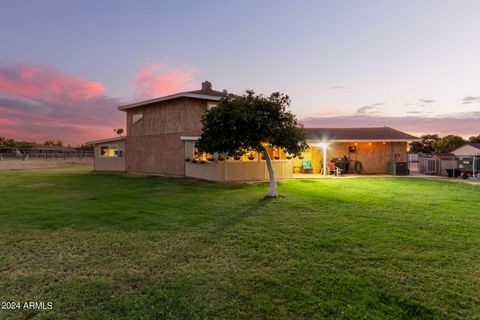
[[305, 127, 420, 141]]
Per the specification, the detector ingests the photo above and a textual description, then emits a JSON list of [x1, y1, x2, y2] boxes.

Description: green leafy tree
[[409, 134, 441, 154], [468, 135, 480, 143], [433, 135, 466, 153], [197, 91, 308, 197]]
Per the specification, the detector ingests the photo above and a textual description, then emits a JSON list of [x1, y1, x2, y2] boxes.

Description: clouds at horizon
[[0, 61, 199, 144], [1, 59, 479, 144], [131, 63, 197, 99], [0, 62, 124, 143], [301, 112, 480, 138]]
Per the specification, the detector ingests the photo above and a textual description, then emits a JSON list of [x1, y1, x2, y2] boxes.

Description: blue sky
[[1, 0, 479, 142]]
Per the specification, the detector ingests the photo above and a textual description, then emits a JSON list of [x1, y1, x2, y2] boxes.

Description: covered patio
[[180, 127, 420, 182], [292, 127, 420, 176]]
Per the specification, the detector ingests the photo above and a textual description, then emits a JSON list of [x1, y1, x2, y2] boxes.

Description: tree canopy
[[468, 135, 480, 143], [433, 135, 466, 153], [410, 134, 471, 154], [0, 137, 36, 153], [409, 134, 441, 154], [197, 90, 307, 197]]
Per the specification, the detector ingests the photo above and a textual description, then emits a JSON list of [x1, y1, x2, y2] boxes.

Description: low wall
[[185, 160, 292, 182]]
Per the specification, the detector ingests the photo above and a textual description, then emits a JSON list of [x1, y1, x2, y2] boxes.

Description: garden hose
[[354, 161, 365, 174]]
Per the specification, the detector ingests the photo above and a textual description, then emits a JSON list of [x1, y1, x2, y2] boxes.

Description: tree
[[409, 134, 441, 154], [468, 135, 480, 143], [197, 91, 308, 197], [433, 135, 466, 153], [15, 141, 36, 156], [74, 143, 94, 151], [44, 139, 63, 146], [0, 137, 35, 155]]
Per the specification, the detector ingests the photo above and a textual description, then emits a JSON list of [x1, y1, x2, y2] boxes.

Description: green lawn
[[0, 164, 479, 319]]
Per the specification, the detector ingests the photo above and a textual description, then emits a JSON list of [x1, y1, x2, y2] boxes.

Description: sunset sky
[[1, 0, 479, 144]]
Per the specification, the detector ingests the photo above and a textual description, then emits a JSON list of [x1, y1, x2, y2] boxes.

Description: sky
[[1, 0, 479, 144]]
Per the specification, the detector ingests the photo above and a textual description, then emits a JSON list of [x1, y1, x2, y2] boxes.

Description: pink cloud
[[0, 62, 105, 103], [0, 118, 17, 126], [0, 62, 123, 144], [132, 63, 196, 98]]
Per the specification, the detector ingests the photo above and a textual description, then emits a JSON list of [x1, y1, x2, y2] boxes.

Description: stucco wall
[[186, 160, 293, 182], [125, 98, 208, 175], [93, 140, 126, 172]]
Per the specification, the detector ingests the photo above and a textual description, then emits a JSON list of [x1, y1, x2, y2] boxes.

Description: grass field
[[0, 164, 479, 319]]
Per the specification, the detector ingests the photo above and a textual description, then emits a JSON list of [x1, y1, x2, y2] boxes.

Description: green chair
[[301, 160, 313, 173]]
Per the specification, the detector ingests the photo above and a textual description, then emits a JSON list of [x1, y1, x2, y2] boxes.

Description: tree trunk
[[262, 147, 278, 197]]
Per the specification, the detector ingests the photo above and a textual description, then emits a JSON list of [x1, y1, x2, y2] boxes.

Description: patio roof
[[305, 127, 420, 142], [86, 136, 126, 145]]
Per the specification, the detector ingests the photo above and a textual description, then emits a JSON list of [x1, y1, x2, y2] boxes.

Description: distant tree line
[[410, 134, 480, 154], [0, 137, 93, 153]]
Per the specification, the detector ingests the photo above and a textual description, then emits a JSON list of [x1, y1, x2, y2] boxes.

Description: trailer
[[459, 156, 479, 179]]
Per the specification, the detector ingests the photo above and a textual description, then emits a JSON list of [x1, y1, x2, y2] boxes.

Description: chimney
[[201, 81, 212, 90]]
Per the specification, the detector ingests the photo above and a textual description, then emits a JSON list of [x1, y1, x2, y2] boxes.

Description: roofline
[[86, 136, 126, 145], [118, 93, 223, 111], [307, 138, 421, 143]]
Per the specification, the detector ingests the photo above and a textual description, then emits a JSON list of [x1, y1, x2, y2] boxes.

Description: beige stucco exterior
[[91, 138, 126, 172], [185, 160, 293, 182]]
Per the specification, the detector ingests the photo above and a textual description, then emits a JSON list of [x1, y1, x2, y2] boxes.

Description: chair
[[301, 160, 313, 173], [327, 162, 344, 176]]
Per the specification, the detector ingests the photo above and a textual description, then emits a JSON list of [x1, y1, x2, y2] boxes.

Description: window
[[132, 113, 143, 124], [100, 145, 118, 157]]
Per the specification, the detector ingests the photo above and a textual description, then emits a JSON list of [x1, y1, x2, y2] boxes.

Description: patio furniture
[[301, 160, 313, 173], [327, 162, 344, 176], [332, 156, 350, 173]]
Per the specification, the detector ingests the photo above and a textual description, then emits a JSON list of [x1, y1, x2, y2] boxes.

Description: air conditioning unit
[[388, 161, 409, 175]]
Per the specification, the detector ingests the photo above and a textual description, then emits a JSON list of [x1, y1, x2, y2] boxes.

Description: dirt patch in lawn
[[0, 159, 93, 170]]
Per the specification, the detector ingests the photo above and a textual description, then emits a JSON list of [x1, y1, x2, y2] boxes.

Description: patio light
[[315, 142, 328, 176]]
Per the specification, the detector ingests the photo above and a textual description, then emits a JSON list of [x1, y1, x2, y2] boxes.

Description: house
[[87, 81, 420, 181], [452, 143, 480, 158]]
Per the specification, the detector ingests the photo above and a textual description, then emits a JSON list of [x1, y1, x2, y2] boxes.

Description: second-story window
[[132, 113, 143, 124]]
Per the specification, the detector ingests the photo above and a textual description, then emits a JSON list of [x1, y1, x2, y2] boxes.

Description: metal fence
[[0, 151, 93, 160], [417, 154, 459, 176]]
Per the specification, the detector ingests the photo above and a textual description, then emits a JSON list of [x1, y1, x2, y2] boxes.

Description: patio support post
[[323, 144, 327, 176]]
